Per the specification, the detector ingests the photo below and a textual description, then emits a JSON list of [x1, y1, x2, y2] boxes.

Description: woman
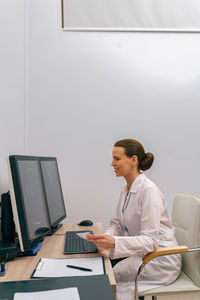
[[87, 139, 181, 300]]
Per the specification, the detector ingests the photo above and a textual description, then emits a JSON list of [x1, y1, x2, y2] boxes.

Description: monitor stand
[[47, 223, 63, 236], [20, 242, 43, 256]]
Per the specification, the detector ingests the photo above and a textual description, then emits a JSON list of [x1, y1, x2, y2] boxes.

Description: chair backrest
[[172, 192, 200, 287]]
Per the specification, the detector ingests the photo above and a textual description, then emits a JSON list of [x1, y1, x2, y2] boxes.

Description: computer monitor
[[8, 155, 51, 252], [39, 157, 66, 235]]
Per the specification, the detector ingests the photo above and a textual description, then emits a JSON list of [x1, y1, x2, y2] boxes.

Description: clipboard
[[0, 275, 115, 300], [31, 257, 105, 278]]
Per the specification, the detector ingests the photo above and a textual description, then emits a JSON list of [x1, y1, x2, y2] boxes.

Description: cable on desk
[[54, 233, 66, 236]]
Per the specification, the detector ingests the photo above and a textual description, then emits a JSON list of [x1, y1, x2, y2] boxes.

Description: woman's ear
[[131, 155, 138, 167]]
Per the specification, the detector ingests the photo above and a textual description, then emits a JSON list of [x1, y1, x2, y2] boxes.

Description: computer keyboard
[[63, 230, 98, 254]]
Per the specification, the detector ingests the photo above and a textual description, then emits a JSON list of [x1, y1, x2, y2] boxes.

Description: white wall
[[26, 0, 200, 231], [1, 1, 200, 299], [0, 0, 26, 196]]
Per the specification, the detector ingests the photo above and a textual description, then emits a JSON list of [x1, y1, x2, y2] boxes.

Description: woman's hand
[[87, 234, 115, 250]]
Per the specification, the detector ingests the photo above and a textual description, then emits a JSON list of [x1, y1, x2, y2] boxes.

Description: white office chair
[[135, 192, 200, 300]]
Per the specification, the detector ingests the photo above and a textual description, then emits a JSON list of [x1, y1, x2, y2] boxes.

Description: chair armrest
[[142, 245, 189, 264]]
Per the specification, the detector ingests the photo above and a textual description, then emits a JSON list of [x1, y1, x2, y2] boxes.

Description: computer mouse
[[78, 219, 93, 226]]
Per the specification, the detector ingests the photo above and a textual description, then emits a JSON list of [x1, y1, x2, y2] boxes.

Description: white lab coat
[[105, 173, 181, 300]]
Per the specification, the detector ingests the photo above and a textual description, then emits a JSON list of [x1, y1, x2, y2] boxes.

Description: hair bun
[[140, 152, 154, 171]]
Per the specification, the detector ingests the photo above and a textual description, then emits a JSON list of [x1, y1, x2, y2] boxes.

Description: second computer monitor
[[39, 157, 66, 234]]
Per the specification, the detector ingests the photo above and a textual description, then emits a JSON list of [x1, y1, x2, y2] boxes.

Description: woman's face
[[111, 147, 138, 177]]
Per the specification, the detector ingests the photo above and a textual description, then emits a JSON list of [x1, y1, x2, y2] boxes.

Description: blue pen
[[66, 264, 92, 272]]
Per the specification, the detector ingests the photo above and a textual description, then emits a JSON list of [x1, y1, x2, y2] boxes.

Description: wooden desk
[[0, 223, 116, 294]]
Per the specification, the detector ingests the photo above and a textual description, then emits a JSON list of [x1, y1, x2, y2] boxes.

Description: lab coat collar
[[121, 173, 146, 194]]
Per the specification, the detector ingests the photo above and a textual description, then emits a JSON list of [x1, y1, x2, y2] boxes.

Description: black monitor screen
[[18, 160, 50, 239], [8, 156, 50, 252], [40, 157, 66, 234]]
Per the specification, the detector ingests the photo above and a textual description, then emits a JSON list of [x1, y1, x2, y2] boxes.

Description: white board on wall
[[62, 0, 200, 31]]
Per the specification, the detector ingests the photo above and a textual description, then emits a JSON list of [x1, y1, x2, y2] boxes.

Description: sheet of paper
[[76, 232, 91, 240], [33, 257, 104, 278], [14, 287, 80, 300]]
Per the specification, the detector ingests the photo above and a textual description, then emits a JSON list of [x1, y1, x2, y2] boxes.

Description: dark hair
[[114, 139, 154, 171]]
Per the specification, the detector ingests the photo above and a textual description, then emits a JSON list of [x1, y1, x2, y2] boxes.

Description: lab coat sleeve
[[110, 187, 162, 259]]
